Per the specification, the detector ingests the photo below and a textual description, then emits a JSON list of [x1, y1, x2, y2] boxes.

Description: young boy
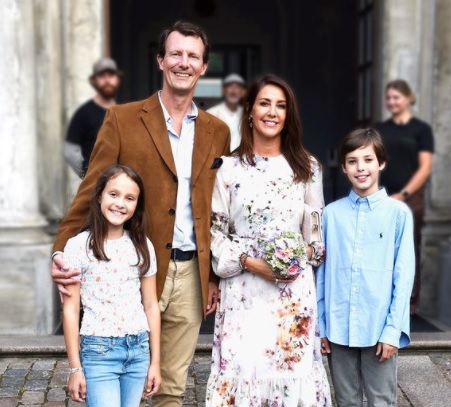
[[317, 128, 415, 407]]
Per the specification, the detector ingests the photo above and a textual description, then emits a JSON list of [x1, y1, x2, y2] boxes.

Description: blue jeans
[[81, 331, 150, 407]]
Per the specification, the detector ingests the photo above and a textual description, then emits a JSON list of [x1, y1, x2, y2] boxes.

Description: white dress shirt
[[158, 93, 197, 251], [207, 102, 242, 151]]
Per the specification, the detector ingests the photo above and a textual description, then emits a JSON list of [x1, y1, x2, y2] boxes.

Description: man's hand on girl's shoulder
[[376, 342, 398, 362], [51, 253, 81, 302]]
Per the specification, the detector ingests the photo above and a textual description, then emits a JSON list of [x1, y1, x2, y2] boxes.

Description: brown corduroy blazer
[[54, 93, 230, 315]]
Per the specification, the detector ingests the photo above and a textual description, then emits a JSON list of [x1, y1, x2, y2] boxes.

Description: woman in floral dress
[[206, 75, 331, 407]]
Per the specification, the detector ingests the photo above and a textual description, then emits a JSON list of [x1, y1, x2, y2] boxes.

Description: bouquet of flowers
[[265, 231, 308, 278]]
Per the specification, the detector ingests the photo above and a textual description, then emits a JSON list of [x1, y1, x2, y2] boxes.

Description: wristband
[[239, 253, 249, 271], [69, 366, 83, 375], [51, 251, 64, 261], [401, 189, 410, 199]]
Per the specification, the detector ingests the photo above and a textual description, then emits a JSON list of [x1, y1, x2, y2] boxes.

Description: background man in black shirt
[[64, 58, 122, 178]]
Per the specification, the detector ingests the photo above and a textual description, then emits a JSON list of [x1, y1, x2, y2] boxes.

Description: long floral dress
[[206, 154, 331, 407]]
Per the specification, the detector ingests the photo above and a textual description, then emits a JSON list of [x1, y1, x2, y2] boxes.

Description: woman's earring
[[249, 116, 253, 128]]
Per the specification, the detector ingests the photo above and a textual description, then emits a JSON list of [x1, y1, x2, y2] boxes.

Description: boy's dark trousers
[[328, 342, 397, 407]]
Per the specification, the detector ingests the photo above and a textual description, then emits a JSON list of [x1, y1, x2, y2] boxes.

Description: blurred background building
[[1, 0, 451, 334]]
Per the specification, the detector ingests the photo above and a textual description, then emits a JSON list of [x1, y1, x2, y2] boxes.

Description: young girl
[[63, 164, 161, 407]]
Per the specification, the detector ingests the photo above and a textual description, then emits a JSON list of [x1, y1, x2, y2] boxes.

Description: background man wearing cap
[[64, 57, 122, 178], [207, 73, 246, 151]]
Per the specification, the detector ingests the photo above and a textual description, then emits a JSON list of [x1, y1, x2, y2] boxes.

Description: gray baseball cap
[[223, 73, 246, 87], [90, 57, 122, 79]]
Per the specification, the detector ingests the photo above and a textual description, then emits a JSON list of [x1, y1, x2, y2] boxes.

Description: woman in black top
[[375, 79, 434, 315]]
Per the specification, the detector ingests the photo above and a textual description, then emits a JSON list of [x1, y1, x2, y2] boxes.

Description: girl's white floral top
[[64, 230, 157, 337], [207, 154, 331, 407]]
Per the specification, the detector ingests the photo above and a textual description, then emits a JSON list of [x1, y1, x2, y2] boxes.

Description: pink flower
[[275, 249, 290, 260], [287, 263, 301, 276]]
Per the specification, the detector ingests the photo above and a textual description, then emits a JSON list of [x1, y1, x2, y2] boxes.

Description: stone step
[[398, 354, 451, 407], [1, 332, 451, 357]]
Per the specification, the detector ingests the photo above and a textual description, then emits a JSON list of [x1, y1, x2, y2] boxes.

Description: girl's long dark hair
[[80, 165, 150, 274], [236, 74, 313, 183]]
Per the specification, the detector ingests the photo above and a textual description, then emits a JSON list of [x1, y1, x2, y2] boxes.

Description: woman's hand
[[143, 364, 162, 398], [306, 245, 313, 260], [206, 281, 218, 315], [68, 371, 86, 402], [245, 257, 297, 284]]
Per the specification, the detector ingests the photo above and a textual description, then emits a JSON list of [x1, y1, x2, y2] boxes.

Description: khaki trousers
[[152, 257, 203, 407]]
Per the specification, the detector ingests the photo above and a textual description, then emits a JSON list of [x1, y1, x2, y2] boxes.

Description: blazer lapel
[[140, 94, 177, 175], [191, 112, 214, 186]]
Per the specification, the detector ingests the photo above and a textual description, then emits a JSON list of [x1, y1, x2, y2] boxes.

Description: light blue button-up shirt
[[316, 188, 415, 348], [158, 93, 197, 251]]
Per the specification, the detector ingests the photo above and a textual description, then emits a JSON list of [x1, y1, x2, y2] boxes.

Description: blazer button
[[168, 208, 175, 216], [166, 243, 172, 249], [173, 175, 178, 183]]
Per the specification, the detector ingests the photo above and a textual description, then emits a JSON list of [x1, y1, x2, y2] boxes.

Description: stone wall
[[34, 0, 65, 225], [423, 0, 451, 317], [0, 0, 105, 334], [62, 0, 106, 201], [378, 0, 451, 318]]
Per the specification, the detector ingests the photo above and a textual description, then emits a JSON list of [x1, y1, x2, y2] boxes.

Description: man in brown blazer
[[51, 21, 230, 406]]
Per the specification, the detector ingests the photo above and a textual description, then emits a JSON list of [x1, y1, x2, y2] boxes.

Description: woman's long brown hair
[[236, 74, 313, 183], [79, 165, 151, 274]]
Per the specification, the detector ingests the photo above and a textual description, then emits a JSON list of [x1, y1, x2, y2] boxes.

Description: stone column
[[423, 0, 451, 318], [376, 0, 446, 317], [34, 0, 65, 228], [61, 0, 105, 199], [375, 0, 435, 120], [0, 0, 54, 334]]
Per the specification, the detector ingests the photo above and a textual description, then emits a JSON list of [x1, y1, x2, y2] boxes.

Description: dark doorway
[[110, 0, 358, 202]]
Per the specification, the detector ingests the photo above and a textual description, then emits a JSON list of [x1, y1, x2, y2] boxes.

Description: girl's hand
[[67, 371, 86, 402], [320, 337, 331, 354], [143, 364, 162, 398], [245, 257, 297, 284], [376, 342, 398, 362]]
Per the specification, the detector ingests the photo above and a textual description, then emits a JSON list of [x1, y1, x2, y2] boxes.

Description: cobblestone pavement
[[1, 352, 451, 406]]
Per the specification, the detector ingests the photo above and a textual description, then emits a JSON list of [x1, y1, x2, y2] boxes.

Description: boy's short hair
[[339, 128, 388, 165]]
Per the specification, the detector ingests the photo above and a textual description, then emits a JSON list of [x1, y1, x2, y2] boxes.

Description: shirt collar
[[158, 91, 198, 126], [348, 188, 388, 210]]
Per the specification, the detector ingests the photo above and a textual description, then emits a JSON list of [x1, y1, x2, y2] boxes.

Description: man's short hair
[[158, 20, 210, 63], [339, 128, 388, 165]]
